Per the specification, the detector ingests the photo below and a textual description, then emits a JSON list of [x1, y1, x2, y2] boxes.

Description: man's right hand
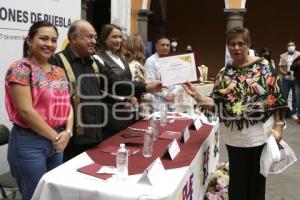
[[163, 93, 174, 102], [146, 80, 163, 93], [278, 65, 287, 75]]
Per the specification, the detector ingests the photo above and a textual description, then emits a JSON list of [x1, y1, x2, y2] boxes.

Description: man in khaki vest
[[51, 20, 161, 161]]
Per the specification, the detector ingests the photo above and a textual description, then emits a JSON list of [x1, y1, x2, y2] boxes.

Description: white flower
[[211, 170, 223, 179], [206, 192, 223, 200], [205, 162, 229, 200], [217, 176, 229, 188], [224, 162, 229, 171]]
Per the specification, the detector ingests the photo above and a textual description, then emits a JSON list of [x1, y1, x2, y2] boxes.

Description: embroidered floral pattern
[[232, 102, 244, 115], [6, 58, 69, 90], [5, 58, 71, 128], [129, 60, 146, 83], [212, 58, 287, 130], [267, 94, 276, 106]]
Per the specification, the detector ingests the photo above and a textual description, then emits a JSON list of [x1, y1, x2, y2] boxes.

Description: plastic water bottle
[[143, 127, 154, 157], [150, 116, 159, 140], [160, 104, 168, 126], [116, 143, 128, 180]]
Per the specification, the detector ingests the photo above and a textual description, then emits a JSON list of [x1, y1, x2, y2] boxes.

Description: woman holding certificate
[[182, 26, 287, 200]]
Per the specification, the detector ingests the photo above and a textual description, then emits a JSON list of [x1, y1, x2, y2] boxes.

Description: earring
[[27, 47, 32, 56]]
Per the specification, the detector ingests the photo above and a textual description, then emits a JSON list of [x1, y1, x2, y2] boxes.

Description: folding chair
[[0, 125, 19, 200]]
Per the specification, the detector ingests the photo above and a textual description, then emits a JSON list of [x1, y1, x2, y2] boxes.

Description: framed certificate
[[159, 53, 197, 86]]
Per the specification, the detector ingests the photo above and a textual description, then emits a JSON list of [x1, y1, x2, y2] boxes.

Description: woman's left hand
[[271, 125, 283, 142], [52, 131, 71, 152]]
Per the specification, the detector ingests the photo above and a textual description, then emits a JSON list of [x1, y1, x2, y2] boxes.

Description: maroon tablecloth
[[85, 119, 213, 176], [77, 163, 113, 180]]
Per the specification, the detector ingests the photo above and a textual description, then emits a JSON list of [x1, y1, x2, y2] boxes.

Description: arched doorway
[[86, 0, 111, 36]]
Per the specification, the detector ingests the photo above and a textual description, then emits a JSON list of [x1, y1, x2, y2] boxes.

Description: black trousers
[[226, 144, 266, 200]]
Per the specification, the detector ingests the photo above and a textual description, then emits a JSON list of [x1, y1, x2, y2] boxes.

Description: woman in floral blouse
[[123, 34, 150, 118], [183, 26, 287, 200], [123, 34, 146, 82], [5, 21, 73, 200]]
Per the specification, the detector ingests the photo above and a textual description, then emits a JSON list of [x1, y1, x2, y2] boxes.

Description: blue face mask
[[288, 45, 295, 54]]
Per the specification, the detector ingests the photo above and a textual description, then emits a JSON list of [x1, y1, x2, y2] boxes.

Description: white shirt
[[93, 51, 126, 101], [144, 52, 176, 105], [222, 116, 274, 147], [93, 50, 125, 70], [144, 52, 160, 81], [287, 55, 293, 71]]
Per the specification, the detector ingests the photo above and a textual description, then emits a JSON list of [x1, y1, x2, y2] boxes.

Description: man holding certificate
[[144, 36, 176, 110]]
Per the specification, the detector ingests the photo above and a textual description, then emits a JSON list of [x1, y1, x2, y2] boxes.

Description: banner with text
[[0, 0, 81, 126]]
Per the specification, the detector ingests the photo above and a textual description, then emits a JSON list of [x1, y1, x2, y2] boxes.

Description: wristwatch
[[66, 129, 73, 137]]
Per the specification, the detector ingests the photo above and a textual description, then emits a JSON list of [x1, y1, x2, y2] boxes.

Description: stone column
[[223, 8, 247, 64], [81, 0, 91, 20], [224, 8, 247, 33], [137, 9, 153, 42]]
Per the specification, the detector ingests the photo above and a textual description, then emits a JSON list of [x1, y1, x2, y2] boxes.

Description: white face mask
[[288, 45, 296, 54]]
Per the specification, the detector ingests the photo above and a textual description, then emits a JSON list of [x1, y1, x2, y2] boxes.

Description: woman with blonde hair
[[123, 33, 146, 82], [123, 34, 150, 118]]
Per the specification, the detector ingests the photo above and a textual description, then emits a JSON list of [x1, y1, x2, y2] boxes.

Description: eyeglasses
[[78, 34, 98, 41], [228, 42, 247, 49]]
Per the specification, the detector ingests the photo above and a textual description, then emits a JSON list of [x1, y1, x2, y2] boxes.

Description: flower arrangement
[[205, 162, 229, 200]]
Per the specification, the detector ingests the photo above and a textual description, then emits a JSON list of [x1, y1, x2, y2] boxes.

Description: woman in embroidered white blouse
[[123, 34, 146, 83], [123, 34, 151, 118]]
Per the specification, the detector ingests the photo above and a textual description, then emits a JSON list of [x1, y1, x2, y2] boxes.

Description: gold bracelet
[[271, 129, 280, 138]]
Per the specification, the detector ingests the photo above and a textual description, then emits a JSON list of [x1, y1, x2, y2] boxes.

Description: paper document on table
[[159, 53, 197, 86], [97, 166, 117, 174]]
